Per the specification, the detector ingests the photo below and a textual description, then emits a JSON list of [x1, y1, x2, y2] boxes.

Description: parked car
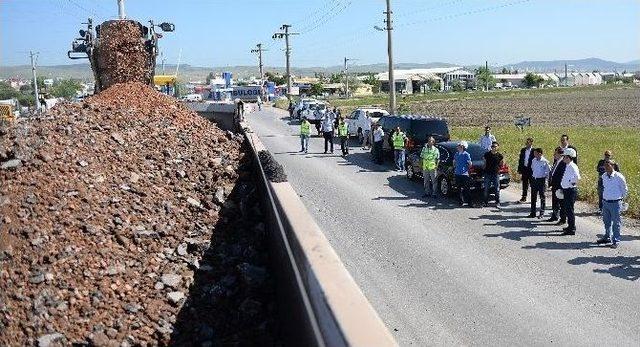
[[405, 141, 511, 197], [301, 102, 328, 134], [293, 98, 316, 119], [377, 115, 450, 153], [346, 107, 389, 139], [182, 94, 203, 102]]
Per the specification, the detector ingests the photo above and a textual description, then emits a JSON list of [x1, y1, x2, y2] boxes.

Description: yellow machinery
[[0, 99, 18, 125]]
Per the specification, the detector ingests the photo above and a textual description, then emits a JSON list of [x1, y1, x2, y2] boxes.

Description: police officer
[[392, 126, 407, 171], [420, 136, 440, 197], [300, 117, 311, 153], [338, 116, 349, 156]]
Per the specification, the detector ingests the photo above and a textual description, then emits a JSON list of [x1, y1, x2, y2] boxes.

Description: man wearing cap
[[560, 147, 581, 235], [596, 160, 628, 248], [517, 138, 535, 203], [420, 136, 440, 198], [478, 125, 497, 152], [596, 150, 620, 213], [453, 141, 473, 206]]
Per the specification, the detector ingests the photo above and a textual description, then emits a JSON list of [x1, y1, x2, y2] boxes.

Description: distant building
[[377, 67, 474, 93]]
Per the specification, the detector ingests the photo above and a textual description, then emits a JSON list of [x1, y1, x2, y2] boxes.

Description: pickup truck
[[346, 107, 389, 139]]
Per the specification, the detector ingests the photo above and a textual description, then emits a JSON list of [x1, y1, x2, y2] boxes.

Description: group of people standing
[[299, 107, 350, 156], [511, 132, 629, 247]]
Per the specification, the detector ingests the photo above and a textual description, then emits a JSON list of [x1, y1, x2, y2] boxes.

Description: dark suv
[[405, 141, 511, 197], [377, 115, 450, 153]]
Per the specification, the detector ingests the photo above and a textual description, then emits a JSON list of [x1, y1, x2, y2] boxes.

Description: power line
[[394, 0, 465, 18], [299, 0, 352, 34], [395, 0, 533, 28]]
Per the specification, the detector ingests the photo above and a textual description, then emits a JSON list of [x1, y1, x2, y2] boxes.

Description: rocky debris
[[161, 274, 182, 288], [0, 82, 277, 345], [0, 158, 21, 170], [258, 150, 287, 182], [93, 20, 154, 91], [166, 291, 185, 305], [37, 333, 65, 347]]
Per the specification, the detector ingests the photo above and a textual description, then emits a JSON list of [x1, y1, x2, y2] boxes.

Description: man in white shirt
[[361, 112, 372, 150], [321, 114, 334, 154], [529, 148, 550, 218], [372, 123, 384, 164], [478, 126, 497, 152], [560, 148, 580, 235], [596, 160, 628, 248]]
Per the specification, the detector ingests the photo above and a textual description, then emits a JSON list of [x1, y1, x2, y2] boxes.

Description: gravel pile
[[94, 20, 154, 91], [0, 82, 277, 346]]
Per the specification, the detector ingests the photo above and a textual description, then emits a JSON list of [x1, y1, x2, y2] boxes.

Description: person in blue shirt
[[453, 141, 473, 206]]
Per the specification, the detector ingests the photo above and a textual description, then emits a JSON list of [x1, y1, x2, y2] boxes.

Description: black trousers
[[373, 141, 383, 164], [530, 178, 546, 214], [521, 169, 532, 199], [340, 136, 349, 155], [323, 131, 334, 153], [551, 186, 563, 219], [563, 187, 577, 230]]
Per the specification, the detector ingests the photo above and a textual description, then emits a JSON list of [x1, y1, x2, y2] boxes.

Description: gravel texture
[[0, 82, 277, 346]]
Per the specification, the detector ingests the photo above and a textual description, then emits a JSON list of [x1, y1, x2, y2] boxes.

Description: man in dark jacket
[[560, 134, 578, 165], [517, 137, 535, 203], [548, 147, 567, 223]]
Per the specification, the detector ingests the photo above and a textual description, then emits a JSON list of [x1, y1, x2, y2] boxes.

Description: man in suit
[[548, 147, 566, 223], [517, 137, 535, 203]]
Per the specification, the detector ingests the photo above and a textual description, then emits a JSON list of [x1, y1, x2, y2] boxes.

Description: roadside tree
[[475, 66, 496, 90], [523, 72, 544, 88]]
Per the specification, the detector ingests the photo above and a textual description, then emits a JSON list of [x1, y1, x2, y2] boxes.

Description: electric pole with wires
[[273, 24, 299, 101], [375, 0, 396, 114], [251, 43, 268, 83], [343, 57, 357, 98], [30, 51, 40, 113]]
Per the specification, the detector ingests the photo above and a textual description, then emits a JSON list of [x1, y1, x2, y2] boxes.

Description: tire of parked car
[[438, 176, 452, 197]]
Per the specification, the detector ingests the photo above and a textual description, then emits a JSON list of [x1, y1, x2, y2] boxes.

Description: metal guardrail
[[242, 122, 397, 347]]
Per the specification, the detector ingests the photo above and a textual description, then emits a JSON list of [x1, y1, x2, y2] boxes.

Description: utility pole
[[564, 63, 568, 87], [273, 24, 299, 101], [384, 0, 396, 114], [343, 57, 354, 98], [117, 0, 126, 19], [30, 51, 40, 113], [160, 52, 166, 74], [485, 60, 489, 91], [251, 43, 267, 82]]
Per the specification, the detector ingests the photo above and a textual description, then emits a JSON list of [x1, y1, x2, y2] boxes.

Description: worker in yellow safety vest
[[338, 117, 349, 156], [421, 136, 440, 197], [300, 117, 311, 153], [392, 126, 407, 171]]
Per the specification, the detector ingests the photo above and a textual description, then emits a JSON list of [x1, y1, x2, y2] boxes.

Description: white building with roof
[[376, 67, 474, 93]]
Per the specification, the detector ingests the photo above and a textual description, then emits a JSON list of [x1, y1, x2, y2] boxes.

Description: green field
[[451, 126, 639, 218]]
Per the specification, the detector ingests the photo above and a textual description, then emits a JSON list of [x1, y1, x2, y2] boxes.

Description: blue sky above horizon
[[1, 0, 639, 68]]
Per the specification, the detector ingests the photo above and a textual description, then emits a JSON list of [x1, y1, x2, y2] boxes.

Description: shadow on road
[[568, 255, 640, 281], [484, 229, 559, 241], [521, 241, 599, 250], [374, 175, 460, 210], [339, 149, 391, 173]]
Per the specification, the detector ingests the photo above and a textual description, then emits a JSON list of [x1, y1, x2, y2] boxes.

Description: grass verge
[[451, 126, 639, 218]]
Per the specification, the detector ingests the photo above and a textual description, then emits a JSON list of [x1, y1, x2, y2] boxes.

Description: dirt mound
[[0, 83, 276, 345], [93, 20, 154, 91]]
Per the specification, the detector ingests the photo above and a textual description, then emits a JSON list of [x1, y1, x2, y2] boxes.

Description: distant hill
[[1, 58, 637, 82], [501, 58, 640, 73]]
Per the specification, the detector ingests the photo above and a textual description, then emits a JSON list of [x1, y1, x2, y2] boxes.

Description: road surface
[[247, 107, 640, 346]]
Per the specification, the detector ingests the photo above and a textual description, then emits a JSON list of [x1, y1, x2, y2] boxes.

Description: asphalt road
[[247, 107, 640, 346]]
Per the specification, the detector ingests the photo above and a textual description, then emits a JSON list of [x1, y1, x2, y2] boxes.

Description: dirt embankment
[[0, 82, 277, 346]]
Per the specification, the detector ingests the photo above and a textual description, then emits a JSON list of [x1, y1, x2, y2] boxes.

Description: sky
[[1, 0, 639, 68]]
